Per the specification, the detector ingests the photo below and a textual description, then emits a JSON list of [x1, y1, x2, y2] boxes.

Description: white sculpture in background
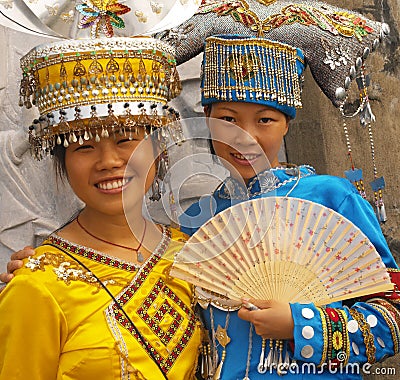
[[0, 25, 83, 268], [0, 0, 208, 273]]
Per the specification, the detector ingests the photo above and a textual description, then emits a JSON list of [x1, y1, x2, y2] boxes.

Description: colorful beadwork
[[348, 308, 376, 364], [107, 228, 199, 374], [76, 1, 131, 38], [198, 1, 376, 41], [321, 307, 350, 366]]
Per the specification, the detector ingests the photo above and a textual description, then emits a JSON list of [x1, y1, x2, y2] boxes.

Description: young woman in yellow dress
[[0, 36, 201, 380]]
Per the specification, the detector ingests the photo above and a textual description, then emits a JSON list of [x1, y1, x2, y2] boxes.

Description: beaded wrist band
[[348, 308, 376, 364], [317, 307, 328, 367], [320, 307, 350, 366], [368, 303, 400, 355]]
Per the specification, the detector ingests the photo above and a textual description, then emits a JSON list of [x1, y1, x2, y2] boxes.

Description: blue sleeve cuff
[[290, 302, 324, 364]]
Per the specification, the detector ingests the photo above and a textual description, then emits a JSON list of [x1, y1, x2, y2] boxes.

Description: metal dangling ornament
[[149, 178, 162, 202]]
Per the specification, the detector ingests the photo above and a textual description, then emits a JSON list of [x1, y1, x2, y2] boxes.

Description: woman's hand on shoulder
[[0, 246, 35, 287], [238, 299, 294, 340]]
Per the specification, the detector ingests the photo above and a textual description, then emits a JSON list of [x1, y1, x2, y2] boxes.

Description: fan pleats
[[171, 197, 393, 306]]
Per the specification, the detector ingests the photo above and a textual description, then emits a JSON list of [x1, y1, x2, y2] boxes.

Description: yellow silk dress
[[0, 226, 201, 380]]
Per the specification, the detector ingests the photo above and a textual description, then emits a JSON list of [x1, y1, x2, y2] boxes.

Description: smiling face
[[206, 102, 289, 183], [64, 128, 156, 217]]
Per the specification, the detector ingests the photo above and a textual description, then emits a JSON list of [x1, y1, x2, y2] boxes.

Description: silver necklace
[[216, 164, 316, 200]]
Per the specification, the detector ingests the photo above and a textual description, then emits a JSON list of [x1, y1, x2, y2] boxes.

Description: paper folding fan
[[171, 197, 393, 307]]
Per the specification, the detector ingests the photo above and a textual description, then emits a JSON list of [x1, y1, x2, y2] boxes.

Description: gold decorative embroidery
[[369, 303, 400, 355], [26, 253, 64, 271], [317, 307, 328, 366], [199, 1, 376, 41], [113, 342, 147, 380], [257, 0, 277, 6], [348, 308, 376, 364]]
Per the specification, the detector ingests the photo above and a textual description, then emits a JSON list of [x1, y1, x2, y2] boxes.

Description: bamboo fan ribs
[[171, 197, 393, 306]]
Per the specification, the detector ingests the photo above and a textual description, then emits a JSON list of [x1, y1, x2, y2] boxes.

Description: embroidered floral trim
[[198, 0, 276, 10], [76, 0, 131, 38], [198, 1, 375, 41], [47, 235, 140, 272], [25, 251, 129, 292], [320, 307, 350, 366]]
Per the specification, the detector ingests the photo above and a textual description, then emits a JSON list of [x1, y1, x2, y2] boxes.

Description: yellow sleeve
[[0, 274, 68, 379], [170, 227, 189, 243]]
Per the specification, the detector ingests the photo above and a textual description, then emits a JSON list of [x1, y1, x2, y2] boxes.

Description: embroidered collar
[[215, 164, 316, 200], [46, 225, 170, 272]]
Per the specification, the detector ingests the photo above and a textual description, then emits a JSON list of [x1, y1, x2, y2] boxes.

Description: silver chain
[[216, 165, 316, 200]]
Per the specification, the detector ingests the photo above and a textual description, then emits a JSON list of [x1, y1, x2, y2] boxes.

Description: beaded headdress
[[201, 35, 305, 118], [159, 0, 388, 110], [1, 0, 200, 159], [20, 36, 182, 159]]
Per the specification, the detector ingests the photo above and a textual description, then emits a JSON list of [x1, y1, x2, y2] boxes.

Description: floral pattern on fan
[[171, 197, 393, 307]]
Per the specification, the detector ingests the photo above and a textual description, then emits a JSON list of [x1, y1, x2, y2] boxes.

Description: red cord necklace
[[76, 215, 147, 263]]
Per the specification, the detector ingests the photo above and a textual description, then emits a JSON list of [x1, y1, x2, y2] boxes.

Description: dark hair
[[50, 144, 84, 231], [203, 105, 217, 156], [52, 144, 68, 182], [209, 136, 217, 156]]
